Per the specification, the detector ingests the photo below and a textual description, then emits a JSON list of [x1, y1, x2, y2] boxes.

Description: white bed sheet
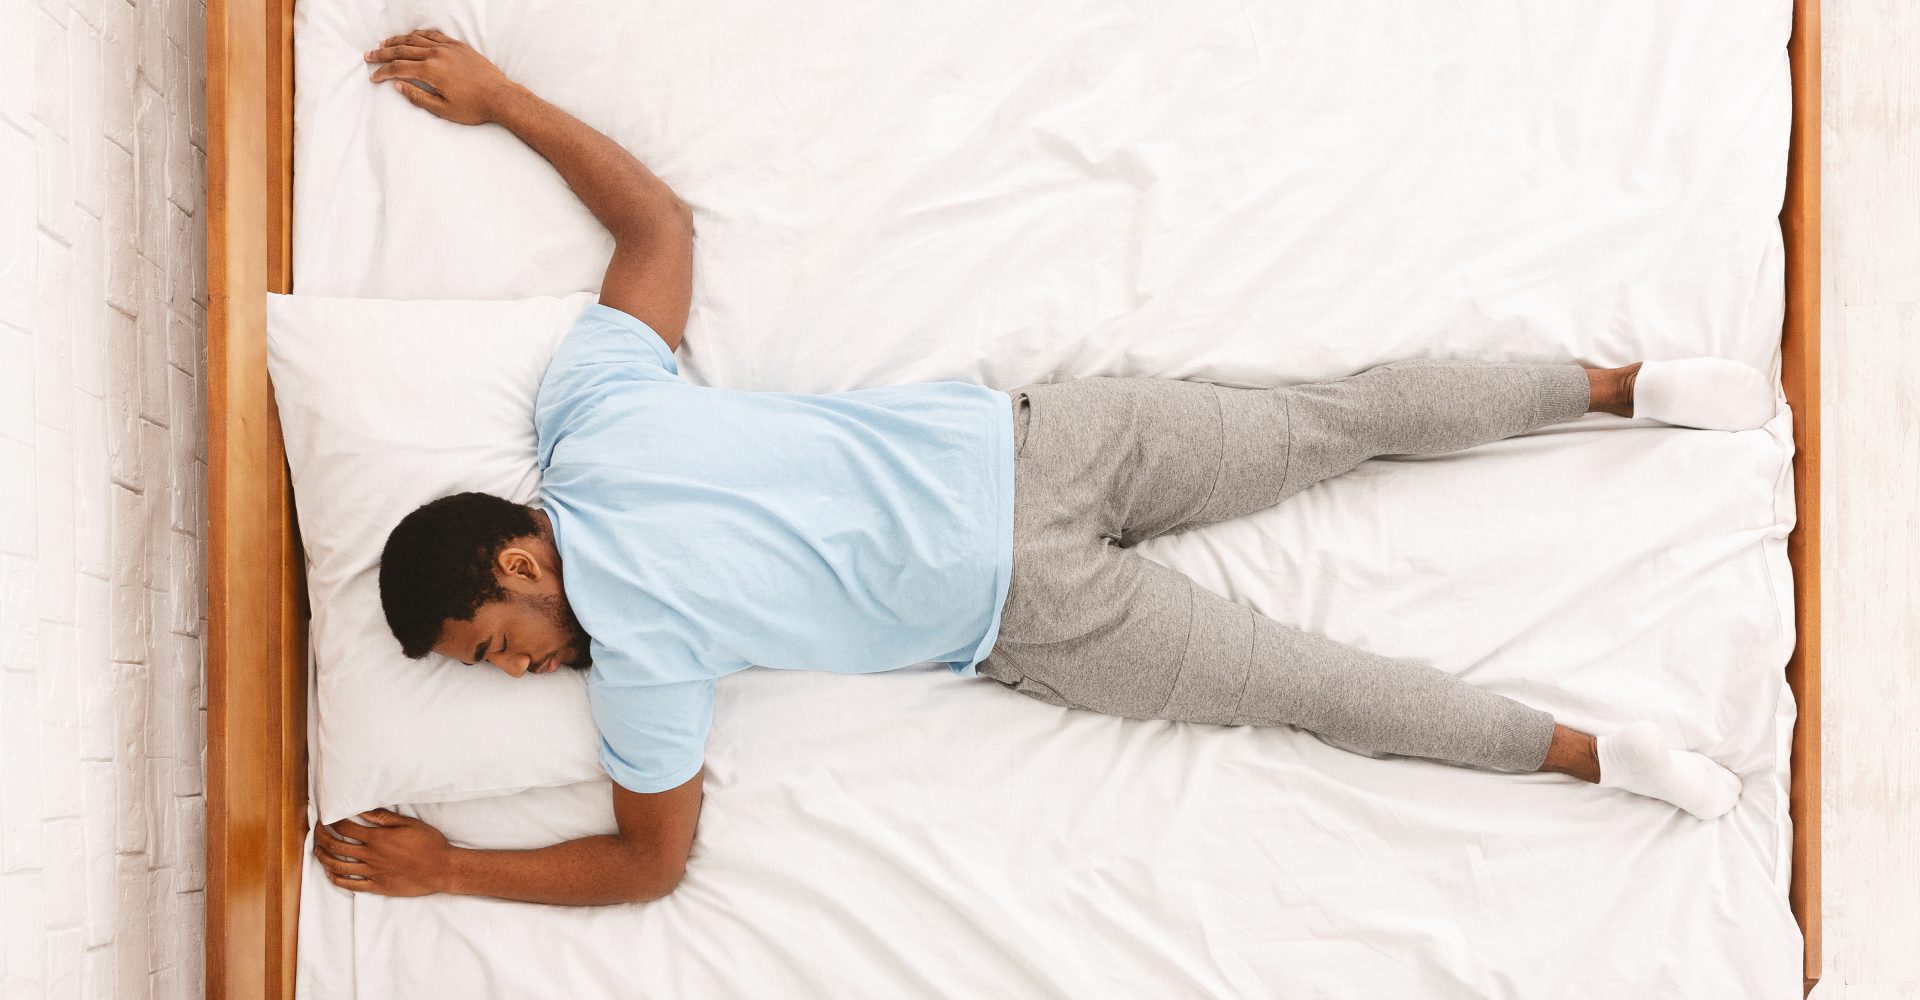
[[291, 0, 1803, 996]]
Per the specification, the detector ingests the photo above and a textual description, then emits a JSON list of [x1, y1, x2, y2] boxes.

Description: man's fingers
[[394, 82, 448, 114], [317, 846, 363, 868], [418, 28, 455, 44], [392, 80, 456, 116], [364, 44, 433, 64], [326, 870, 371, 892], [315, 822, 370, 854], [359, 808, 412, 826], [312, 842, 371, 874], [325, 819, 376, 841], [368, 61, 430, 84]]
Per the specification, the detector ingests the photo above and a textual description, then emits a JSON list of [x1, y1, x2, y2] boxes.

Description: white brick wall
[[0, 0, 209, 995]]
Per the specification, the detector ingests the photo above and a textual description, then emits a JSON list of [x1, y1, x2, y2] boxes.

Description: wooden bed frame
[[203, 2, 1825, 996]]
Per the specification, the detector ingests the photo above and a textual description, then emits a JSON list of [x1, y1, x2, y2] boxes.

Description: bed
[[206, 1, 1826, 997]]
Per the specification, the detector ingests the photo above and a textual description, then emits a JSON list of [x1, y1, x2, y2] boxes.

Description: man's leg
[[991, 362, 1740, 815], [1587, 362, 1642, 418], [988, 532, 1564, 772], [984, 543, 1742, 817], [1123, 354, 1786, 541], [1011, 359, 1622, 548], [1136, 358, 1617, 544]]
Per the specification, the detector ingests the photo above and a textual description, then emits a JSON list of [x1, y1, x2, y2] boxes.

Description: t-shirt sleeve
[[557, 303, 679, 375], [588, 677, 714, 794], [536, 303, 681, 466]]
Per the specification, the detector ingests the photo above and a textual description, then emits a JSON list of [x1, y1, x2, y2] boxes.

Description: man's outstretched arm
[[312, 769, 705, 906], [366, 30, 694, 349]]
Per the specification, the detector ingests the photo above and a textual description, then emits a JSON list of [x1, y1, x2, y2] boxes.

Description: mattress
[[292, 0, 1803, 996]]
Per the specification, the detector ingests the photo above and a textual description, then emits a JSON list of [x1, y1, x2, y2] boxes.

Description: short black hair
[[378, 492, 540, 659]]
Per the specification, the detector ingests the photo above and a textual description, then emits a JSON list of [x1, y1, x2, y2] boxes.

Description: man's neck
[[527, 508, 562, 576]]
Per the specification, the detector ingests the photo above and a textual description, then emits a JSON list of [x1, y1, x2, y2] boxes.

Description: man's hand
[[365, 30, 518, 126], [362, 28, 694, 349], [312, 809, 454, 897]]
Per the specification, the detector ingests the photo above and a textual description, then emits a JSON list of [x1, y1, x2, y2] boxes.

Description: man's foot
[[1596, 720, 1743, 819], [1626, 357, 1776, 431]]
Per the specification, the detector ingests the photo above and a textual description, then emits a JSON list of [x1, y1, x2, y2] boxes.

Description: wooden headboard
[[206, 0, 300, 996], [201, 2, 1825, 995]]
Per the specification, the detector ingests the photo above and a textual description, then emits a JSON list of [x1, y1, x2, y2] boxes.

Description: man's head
[[378, 492, 593, 677]]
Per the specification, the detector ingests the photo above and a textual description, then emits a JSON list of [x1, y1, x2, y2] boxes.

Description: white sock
[[1631, 357, 1775, 431], [1596, 720, 1742, 819]]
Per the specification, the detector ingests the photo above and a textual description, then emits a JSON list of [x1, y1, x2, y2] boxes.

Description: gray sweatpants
[[978, 359, 1594, 773]]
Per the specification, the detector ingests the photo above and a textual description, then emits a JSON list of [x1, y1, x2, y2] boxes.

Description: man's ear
[[495, 545, 543, 585]]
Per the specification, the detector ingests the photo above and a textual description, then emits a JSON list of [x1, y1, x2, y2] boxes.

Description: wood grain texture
[[1782, 0, 1823, 994], [205, 0, 270, 990], [206, 0, 303, 995]]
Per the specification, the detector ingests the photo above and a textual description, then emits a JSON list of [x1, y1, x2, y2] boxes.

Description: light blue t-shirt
[[534, 305, 1015, 794]]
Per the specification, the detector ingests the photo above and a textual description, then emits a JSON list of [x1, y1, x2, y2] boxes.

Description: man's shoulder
[[551, 303, 680, 377]]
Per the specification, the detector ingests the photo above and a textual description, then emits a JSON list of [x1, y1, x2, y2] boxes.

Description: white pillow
[[267, 292, 605, 823]]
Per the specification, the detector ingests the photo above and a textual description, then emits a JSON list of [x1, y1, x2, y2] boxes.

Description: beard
[[529, 591, 595, 671]]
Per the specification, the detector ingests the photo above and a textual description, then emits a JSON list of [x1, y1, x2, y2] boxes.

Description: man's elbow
[[613, 197, 692, 247], [621, 856, 686, 904], [663, 194, 693, 230]]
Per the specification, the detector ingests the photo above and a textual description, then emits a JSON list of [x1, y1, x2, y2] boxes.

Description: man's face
[[429, 545, 594, 677]]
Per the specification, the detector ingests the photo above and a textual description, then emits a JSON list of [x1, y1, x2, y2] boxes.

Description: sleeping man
[[313, 31, 1778, 905]]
